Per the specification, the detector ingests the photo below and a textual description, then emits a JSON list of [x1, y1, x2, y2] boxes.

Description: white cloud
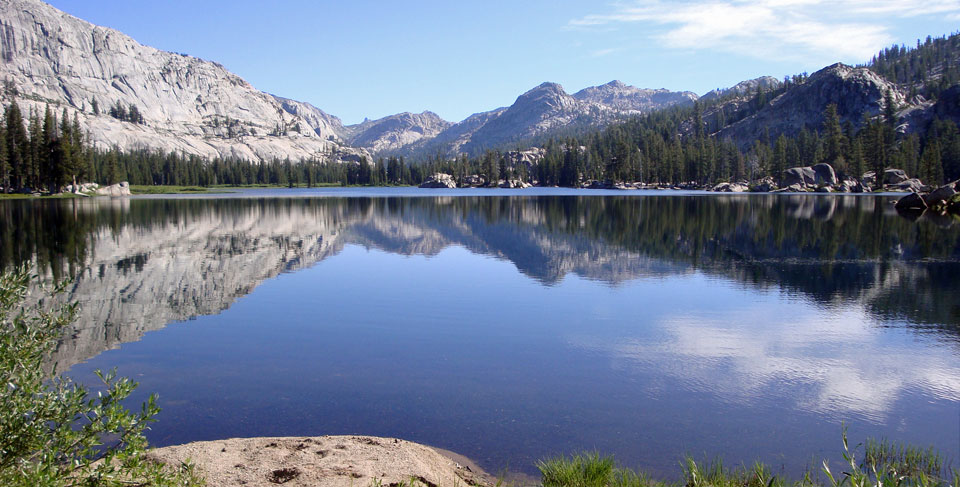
[[569, 0, 960, 62]]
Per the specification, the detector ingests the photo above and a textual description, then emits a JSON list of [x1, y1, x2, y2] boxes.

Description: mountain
[[574, 80, 697, 112], [716, 63, 904, 146], [405, 81, 696, 157], [700, 76, 781, 102], [343, 111, 452, 154], [0, 0, 370, 162]]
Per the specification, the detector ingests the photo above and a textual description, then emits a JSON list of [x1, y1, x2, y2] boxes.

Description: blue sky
[[47, 0, 960, 125]]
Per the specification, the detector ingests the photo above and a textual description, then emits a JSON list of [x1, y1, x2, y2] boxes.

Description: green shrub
[[0, 266, 203, 486]]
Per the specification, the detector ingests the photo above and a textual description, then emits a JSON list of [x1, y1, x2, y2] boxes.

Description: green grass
[[535, 431, 956, 487], [128, 184, 220, 194], [0, 192, 82, 199]]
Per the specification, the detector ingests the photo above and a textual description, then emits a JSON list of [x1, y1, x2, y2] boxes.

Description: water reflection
[[1, 194, 958, 369], [1, 193, 959, 473]]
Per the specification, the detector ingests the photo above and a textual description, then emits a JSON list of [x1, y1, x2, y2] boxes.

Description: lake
[[2, 188, 958, 478]]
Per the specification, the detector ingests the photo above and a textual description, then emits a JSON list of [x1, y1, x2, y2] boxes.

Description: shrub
[[0, 266, 203, 486]]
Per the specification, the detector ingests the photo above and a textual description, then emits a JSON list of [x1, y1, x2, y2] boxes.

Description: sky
[[46, 0, 960, 125]]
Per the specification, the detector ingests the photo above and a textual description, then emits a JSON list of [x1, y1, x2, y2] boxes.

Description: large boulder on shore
[[883, 168, 909, 185], [95, 182, 131, 196], [712, 181, 749, 192], [812, 163, 838, 186], [888, 178, 926, 193], [783, 167, 817, 187], [419, 173, 457, 189]]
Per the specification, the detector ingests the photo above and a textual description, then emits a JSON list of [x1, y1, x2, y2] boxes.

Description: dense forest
[[1, 33, 959, 194]]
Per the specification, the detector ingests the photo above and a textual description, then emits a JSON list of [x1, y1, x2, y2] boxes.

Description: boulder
[[894, 192, 927, 210], [95, 181, 131, 196], [887, 178, 924, 193], [839, 179, 864, 193], [418, 173, 457, 189], [771, 183, 805, 193], [923, 185, 958, 208], [812, 163, 838, 186], [751, 177, 777, 192], [498, 179, 532, 189], [861, 171, 876, 188], [782, 167, 816, 187], [883, 168, 909, 185], [584, 180, 612, 189], [712, 182, 749, 192], [815, 186, 834, 193], [462, 174, 486, 187]]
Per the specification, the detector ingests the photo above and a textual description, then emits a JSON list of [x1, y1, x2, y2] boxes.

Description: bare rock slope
[[0, 0, 367, 162]]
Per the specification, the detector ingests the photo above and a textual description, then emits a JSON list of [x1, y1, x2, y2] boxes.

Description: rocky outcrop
[[418, 173, 457, 188], [95, 181, 130, 196], [718, 64, 905, 148], [711, 181, 749, 192], [883, 169, 909, 185], [0, 0, 351, 162], [461, 174, 486, 187], [895, 180, 960, 214]]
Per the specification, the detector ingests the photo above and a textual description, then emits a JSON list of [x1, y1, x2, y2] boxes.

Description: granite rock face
[[718, 64, 905, 148], [0, 0, 362, 162], [344, 111, 452, 154]]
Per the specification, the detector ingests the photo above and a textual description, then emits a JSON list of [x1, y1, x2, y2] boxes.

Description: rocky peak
[[701, 76, 781, 101], [344, 110, 452, 154], [717, 63, 906, 148]]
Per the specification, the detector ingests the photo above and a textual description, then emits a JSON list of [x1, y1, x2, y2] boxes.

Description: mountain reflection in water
[[1, 192, 958, 476]]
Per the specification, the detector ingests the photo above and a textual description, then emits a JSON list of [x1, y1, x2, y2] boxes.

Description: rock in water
[[923, 185, 958, 209], [894, 192, 927, 210]]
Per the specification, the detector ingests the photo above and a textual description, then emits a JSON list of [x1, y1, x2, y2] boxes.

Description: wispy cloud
[[569, 0, 960, 62], [591, 47, 620, 57]]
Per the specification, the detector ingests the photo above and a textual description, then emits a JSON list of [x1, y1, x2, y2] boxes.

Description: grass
[[534, 431, 956, 487], [129, 184, 220, 194], [0, 192, 82, 199]]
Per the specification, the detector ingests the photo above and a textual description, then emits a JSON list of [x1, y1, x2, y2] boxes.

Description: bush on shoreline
[[0, 266, 203, 486]]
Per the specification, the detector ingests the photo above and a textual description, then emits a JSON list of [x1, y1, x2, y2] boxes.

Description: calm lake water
[[2, 188, 959, 478]]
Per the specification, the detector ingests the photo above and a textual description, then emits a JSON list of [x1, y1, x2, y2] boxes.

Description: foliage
[[537, 431, 956, 487], [0, 266, 203, 486]]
